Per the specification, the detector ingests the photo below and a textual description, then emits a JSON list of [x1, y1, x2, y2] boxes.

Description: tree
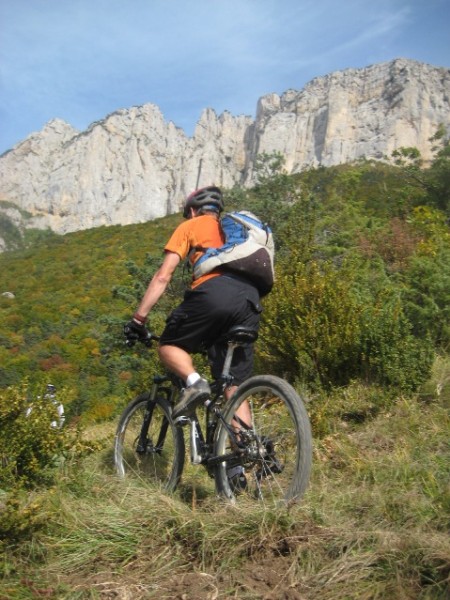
[[391, 126, 450, 215]]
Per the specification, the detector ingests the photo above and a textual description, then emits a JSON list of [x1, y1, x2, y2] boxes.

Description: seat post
[[221, 342, 238, 380], [218, 326, 258, 383]]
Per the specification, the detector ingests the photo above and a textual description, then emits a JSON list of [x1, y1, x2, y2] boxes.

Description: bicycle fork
[[137, 379, 171, 454]]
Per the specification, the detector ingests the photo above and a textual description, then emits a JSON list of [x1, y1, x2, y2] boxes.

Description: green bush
[[258, 260, 362, 387], [258, 259, 434, 392], [0, 490, 47, 547], [358, 293, 435, 392], [0, 381, 75, 489]]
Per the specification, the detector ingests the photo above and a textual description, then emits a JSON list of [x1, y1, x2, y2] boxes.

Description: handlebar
[[124, 329, 160, 348]]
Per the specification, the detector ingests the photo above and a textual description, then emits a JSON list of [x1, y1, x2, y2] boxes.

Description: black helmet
[[183, 186, 224, 218]]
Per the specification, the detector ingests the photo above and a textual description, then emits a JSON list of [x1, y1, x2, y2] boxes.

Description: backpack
[[192, 211, 275, 296]]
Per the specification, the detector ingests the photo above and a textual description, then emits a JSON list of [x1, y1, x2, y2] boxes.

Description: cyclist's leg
[[212, 342, 256, 430], [215, 351, 255, 488], [222, 385, 251, 492], [214, 375, 313, 505], [207, 278, 261, 469], [158, 279, 234, 374], [226, 385, 251, 429], [158, 286, 218, 397], [158, 344, 196, 381], [207, 275, 262, 385], [158, 281, 238, 419]]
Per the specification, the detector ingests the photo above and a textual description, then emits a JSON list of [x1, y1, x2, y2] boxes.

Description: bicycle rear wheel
[[114, 393, 185, 492], [214, 375, 312, 506]]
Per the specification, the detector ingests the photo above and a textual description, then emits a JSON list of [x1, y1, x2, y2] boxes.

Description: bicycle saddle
[[223, 326, 258, 344]]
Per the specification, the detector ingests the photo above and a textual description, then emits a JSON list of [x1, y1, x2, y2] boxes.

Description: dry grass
[[1, 365, 449, 599]]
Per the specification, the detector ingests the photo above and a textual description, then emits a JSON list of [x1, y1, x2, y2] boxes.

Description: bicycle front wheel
[[214, 375, 312, 506], [114, 393, 185, 492]]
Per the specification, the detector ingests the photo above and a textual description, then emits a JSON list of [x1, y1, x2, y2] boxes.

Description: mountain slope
[[0, 59, 449, 241]]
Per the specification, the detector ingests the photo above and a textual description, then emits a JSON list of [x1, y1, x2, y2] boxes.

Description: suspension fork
[[136, 379, 171, 454]]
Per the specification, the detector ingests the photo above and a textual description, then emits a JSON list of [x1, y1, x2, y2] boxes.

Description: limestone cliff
[[246, 58, 450, 179], [0, 58, 449, 239]]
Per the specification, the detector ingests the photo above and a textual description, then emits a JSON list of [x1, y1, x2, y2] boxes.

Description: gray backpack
[[192, 211, 275, 296]]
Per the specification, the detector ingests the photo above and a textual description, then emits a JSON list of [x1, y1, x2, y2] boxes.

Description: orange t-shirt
[[164, 215, 225, 289]]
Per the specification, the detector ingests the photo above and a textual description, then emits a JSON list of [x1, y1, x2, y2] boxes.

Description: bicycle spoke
[[214, 375, 312, 506], [114, 394, 184, 491]]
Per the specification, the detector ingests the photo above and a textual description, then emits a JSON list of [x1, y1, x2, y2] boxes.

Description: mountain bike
[[114, 326, 313, 506]]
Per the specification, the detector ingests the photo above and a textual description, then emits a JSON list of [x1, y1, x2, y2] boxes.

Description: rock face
[[245, 58, 450, 179], [0, 58, 449, 238], [0, 106, 251, 235]]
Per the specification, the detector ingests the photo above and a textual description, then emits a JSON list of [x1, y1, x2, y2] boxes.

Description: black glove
[[123, 316, 152, 347]]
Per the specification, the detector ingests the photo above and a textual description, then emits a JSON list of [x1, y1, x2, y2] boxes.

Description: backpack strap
[[187, 245, 207, 261], [187, 214, 226, 267], [185, 245, 209, 277]]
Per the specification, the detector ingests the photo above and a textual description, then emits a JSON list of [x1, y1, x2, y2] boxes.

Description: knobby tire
[[214, 375, 312, 506], [114, 393, 185, 492]]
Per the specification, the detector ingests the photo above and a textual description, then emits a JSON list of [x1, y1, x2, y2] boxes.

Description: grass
[[1, 362, 449, 599]]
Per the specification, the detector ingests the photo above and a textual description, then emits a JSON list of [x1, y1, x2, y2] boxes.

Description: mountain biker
[[124, 186, 263, 432]]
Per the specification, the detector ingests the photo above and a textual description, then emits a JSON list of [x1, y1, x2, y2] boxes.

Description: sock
[[186, 372, 201, 387]]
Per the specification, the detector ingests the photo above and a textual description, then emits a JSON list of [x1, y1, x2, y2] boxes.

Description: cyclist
[[124, 186, 263, 434]]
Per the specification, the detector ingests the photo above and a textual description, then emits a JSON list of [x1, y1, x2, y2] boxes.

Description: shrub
[[402, 249, 450, 348], [0, 490, 47, 547], [0, 381, 75, 489], [358, 293, 434, 392], [258, 259, 434, 393], [258, 260, 362, 387]]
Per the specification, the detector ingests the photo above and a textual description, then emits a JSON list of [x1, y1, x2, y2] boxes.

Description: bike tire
[[114, 393, 185, 492], [214, 375, 312, 506]]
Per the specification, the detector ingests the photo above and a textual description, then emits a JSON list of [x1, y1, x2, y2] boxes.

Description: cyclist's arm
[[136, 251, 180, 318]]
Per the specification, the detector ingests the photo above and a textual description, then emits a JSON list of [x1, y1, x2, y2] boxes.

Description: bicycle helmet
[[183, 186, 224, 218]]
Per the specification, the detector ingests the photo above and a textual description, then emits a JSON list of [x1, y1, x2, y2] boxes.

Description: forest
[[0, 134, 449, 598]]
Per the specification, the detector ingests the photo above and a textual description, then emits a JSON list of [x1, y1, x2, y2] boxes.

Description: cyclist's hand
[[123, 317, 152, 347]]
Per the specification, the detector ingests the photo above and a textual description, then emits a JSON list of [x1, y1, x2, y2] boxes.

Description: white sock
[[186, 372, 201, 387]]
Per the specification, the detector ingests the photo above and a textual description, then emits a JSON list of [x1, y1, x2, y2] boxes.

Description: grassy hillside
[[1, 374, 448, 598], [0, 213, 182, 419], [1, 158, 449, 421], [1, 156, 449, 597]]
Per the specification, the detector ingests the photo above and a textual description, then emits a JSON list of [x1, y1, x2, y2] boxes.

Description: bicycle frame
[[135, 329, 258, 472], [116, 325, 313, 504]]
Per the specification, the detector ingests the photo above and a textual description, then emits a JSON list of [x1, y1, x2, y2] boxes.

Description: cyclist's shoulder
[[170, 215, 218, 235], [190, 214, 220, 230]]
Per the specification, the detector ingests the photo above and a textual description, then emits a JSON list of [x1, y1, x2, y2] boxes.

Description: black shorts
[[159, 275, 262, 385]]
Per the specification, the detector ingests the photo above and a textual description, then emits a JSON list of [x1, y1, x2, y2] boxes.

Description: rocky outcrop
[[245, 58, 450, 179], [0, 106, 251, 235], [0, 58, 449, 237]]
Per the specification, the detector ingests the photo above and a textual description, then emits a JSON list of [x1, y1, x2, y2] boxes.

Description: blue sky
[[1, 0, 449, 154]]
